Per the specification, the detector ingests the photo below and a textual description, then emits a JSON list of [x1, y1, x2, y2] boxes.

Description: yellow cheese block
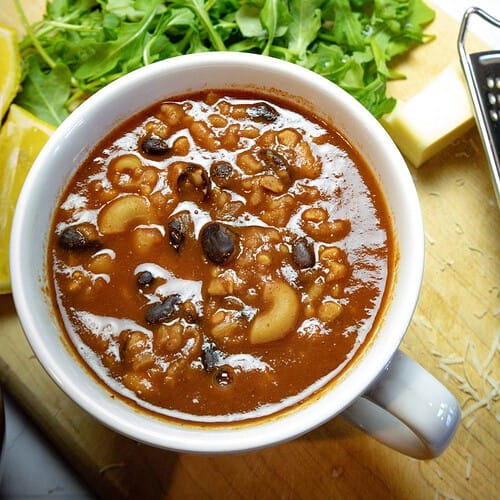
[[381, 62, 475, 167]]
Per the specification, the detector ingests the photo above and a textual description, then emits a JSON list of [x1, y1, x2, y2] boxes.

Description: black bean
[[292, 238, 315, 269], [177, 164, 211, 200], [210, 161, 233, 187], [258, 149, 291, 184], [200, 222, 237, 264], [137, 271, 154, 288], [179, 300, 199, 324], [169, 227, 184, 250], [246, 102, 279, 122], [168, 219, 185, 251], [145, 294, 181, 324], [201, 342, 219, 373], [141, 136, 170, 156], [167, 212, 192, 252], [58, 227, 99, 251]]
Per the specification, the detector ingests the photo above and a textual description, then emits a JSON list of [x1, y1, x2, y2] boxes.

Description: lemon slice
[[0, 104, 55, 294], [0, 24, 21, 120]]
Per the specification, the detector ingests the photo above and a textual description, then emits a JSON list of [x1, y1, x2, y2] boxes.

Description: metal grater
[[458, 7, 500, 206]]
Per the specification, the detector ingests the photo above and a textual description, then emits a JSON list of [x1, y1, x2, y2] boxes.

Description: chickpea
[[190, 121, 217, 151], [172, 136, 190, 156], [132, 227, 163, 254], [277, 129, 301, 147], [237, 151, 262, 174], [208, 114, 227, 128], [87, 252, 114, 274], [160, 103, 185, 126], [154, 323, 184, 354], [302, 207, 328, 222], [318, 301, 343, 322], [260, 175, 285, 194]]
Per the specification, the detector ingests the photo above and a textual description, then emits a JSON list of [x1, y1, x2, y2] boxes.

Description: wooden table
[[0, 2, 498, 498]]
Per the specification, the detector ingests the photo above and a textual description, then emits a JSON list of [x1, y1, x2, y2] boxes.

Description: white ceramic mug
[[10, 52, 460, 459]]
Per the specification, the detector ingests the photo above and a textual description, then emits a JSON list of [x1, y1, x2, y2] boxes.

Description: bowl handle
[[341, 350, 460, 459]]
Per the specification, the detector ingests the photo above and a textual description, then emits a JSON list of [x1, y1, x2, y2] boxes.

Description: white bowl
[[10, 52, 425, 454]]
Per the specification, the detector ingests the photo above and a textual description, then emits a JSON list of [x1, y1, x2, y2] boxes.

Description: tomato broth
[[48, 90, 394, 423]]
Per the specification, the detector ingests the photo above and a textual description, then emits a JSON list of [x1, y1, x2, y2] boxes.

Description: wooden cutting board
[[0, 2, 498, 499]]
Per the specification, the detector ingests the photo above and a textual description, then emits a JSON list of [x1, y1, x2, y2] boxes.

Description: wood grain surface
[[0, 2, 498, 499]]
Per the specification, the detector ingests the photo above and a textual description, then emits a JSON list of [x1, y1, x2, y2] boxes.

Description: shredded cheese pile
[[433, 332, 499, 429]]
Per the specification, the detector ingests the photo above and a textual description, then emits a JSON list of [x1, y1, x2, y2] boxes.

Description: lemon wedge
[[0, 104, 55, 293], [0, 24, 21, 121]]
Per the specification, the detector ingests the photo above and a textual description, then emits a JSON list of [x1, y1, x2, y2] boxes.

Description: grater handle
[[458, 7, 500, 207]]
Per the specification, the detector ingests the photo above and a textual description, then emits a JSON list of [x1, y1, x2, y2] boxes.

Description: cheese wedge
[[381, 62, 475, 167]]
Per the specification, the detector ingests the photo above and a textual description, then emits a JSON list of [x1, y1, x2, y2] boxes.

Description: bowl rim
[[10, 52, 424, 453]]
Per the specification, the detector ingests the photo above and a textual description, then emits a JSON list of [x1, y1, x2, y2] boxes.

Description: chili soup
[[48, 90, 394, 423]]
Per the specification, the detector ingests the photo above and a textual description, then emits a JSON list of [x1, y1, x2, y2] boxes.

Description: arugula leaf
[[172, 0, 226, 51], [409, 0, 436, 25], [235, 4, 266, 38], [15, 59, 71, 126], [142, 8, 194, 64], [259, 0, 291, 56], [99, 0, 149, 20], [322, 0, 365, 50], [286, 0, 322, 61], [369, 31, 405, 79], [75, 1, 160, 81], [14, 0, 437, 121], [47, 0, 98, 20]]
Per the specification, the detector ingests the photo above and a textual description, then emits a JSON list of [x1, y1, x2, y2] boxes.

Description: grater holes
[[484, 74, 500, 123]]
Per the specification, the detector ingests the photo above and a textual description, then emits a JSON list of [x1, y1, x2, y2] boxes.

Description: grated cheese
[[458, 382, 481, 402], [418, 315, 434, 331], [99, 463, 125, 475], [439, 356, 464, 366], [464, 416, 477, 429], [461, 395, 493, 420], [482, 334, 499, 374], [465, 454, 472, 480], [486, 374, 499, 392], [435, 334, 499, 428], [463, 343, 478, 394], [468, 341, 484, 376], [437, 363, 466, 385]]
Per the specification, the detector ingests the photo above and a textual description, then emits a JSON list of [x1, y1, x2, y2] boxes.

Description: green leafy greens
[[13, 0, 435, 125]]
